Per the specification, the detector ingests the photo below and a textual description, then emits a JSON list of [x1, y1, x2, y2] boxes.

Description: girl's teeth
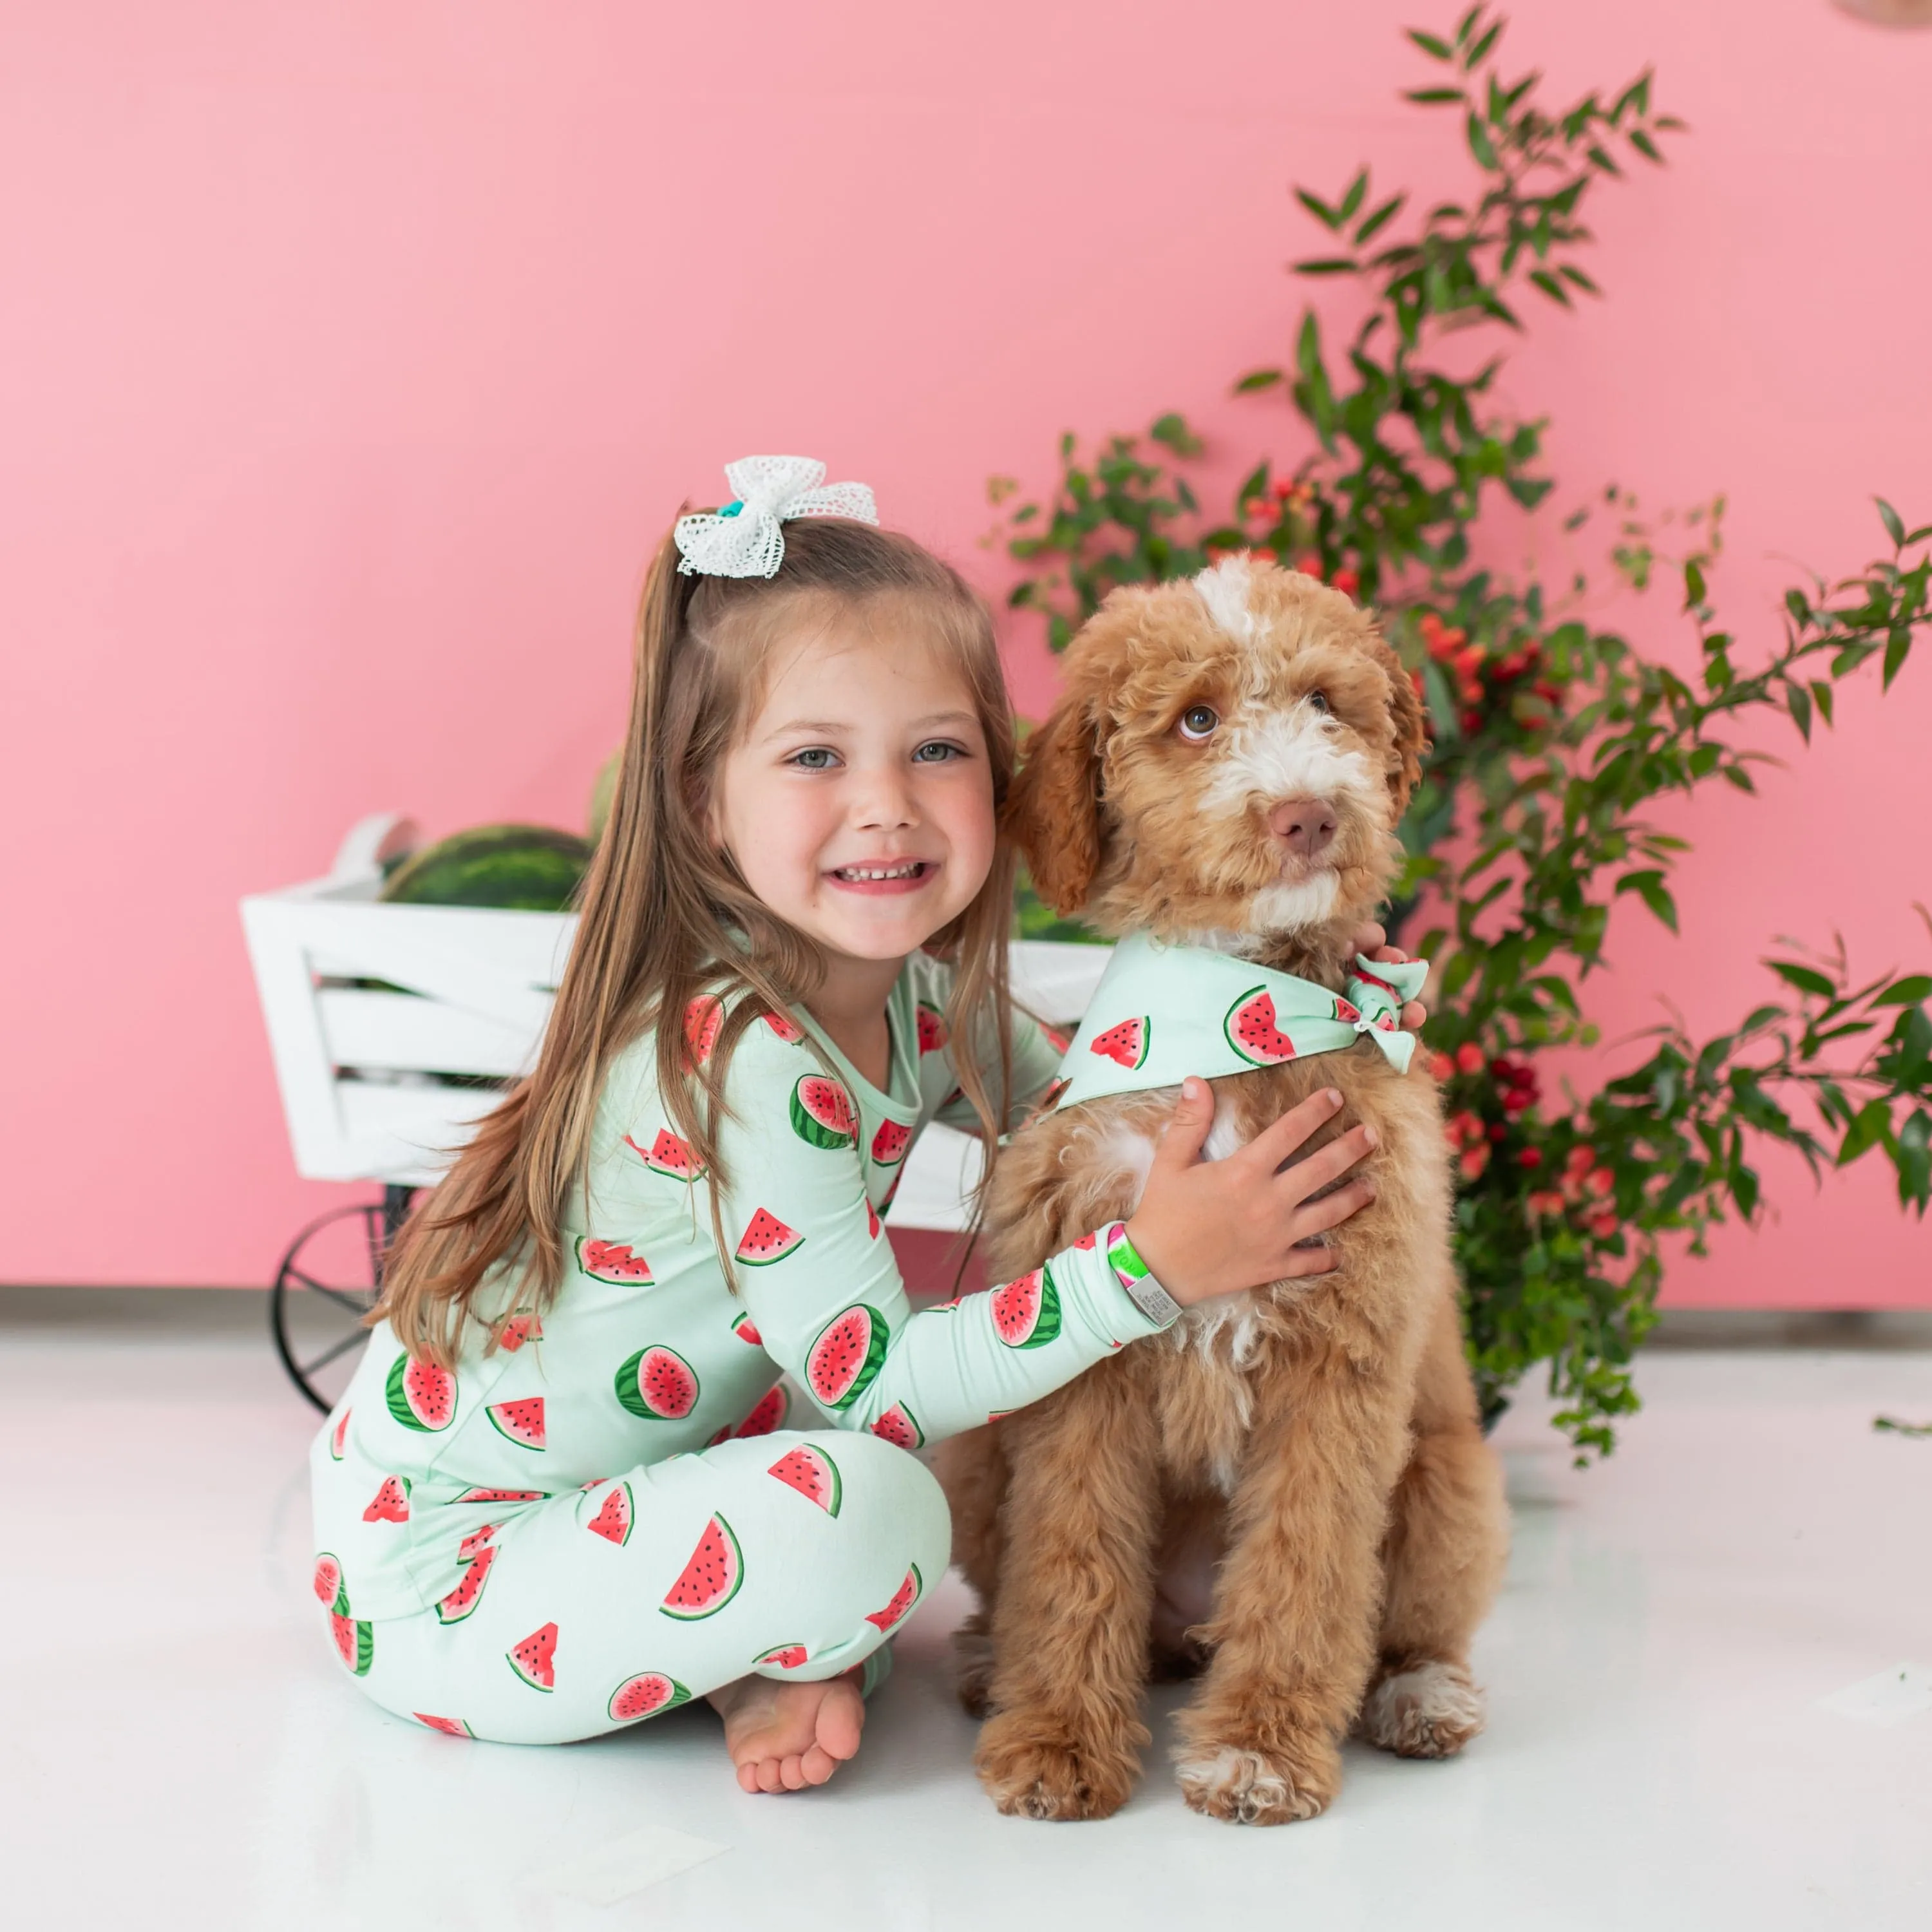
[[840, 863, 922, 880]]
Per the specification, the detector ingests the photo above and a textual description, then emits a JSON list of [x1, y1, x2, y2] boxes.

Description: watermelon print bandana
[[1052, 932, 1430, 1112]]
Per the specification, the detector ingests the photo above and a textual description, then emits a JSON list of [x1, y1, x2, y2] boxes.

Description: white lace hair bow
[[673, 455, 880, 579]]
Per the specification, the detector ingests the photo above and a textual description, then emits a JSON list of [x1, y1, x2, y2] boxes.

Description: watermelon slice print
[[609, 1672, 692, 1723], [805, 1304, 888, 1410], [916, 1001, 948, 1055], [866, 1198, 882, 1241], [865, 1562, 923, 1634], [624, 1126, 708, 1182], [615, 1345, 699, 1421], [683, 995, 723, 1068], [990, 1265, 1063, 1350], [1225, 988, 1298, 1065], [457, 1523, 497, 1563], [507, 1622, 559, 1692], [661, 1515, 743, 1621], [436, 1545, 499, 1624], [576, 1235, 653, 1284], [877, 1169, 902, 1221], [1043, 1026, 1072, 1054], [487, 1397, 546, 1450], [1333, 994, 1361, 1024], [734, 1383, 788, 1438], [735, 1208, 804, 1267], [1090, 1016, 1150, 1070], [328, 1409, 351, 1461], [1073, 1231, 1098, 1250], [455, 1487, 548, 1503], [331, 1611, 374, 1675], [764, 1009, 806, 1044], [790, 1074, 857, 1150], [870, 1119, 912, 1168], [730, 1311, 762, 1346], [312, 1553, 346, 1612], [767, 1443, 842, 1516], [587, 1481, 633, 1548], [362, 1475, 412, 1524], [414, 1714, 474, 1738], [870, 1401, 924, 1450], [385, 1354, 456, 1432], [755, 1643, 809, 1671], [494, 1311, 542, 1352]]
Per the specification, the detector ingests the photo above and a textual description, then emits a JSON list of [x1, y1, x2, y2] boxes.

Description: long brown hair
[[372, 515, 1019, 1368]]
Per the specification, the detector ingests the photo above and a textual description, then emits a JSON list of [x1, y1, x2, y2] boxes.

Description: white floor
[[4, 1306, 1930, 1932]]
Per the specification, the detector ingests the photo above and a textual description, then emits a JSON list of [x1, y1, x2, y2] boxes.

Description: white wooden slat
[[316, 989, 544, 1078]]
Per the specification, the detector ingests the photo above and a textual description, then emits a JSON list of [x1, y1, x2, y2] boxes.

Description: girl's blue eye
[[790, 748, 837, 770], [913, 741, 961, 763]]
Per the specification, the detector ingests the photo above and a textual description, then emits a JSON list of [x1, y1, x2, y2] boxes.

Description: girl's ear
[[1005, 685, 1109, 917]]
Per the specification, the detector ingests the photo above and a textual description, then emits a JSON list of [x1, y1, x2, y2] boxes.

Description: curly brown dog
[[936, 556, 1509, 1824]]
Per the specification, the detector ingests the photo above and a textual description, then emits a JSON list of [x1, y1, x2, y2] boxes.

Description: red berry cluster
[[1417, 611, 1566, 734]]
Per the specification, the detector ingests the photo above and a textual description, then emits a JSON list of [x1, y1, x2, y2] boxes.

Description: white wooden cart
[[242, 813, 1110, 1410]]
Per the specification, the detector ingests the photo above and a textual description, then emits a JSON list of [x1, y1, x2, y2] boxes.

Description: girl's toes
[[800, 1743, 837, 1786], [817, 1680, 865, 1761]]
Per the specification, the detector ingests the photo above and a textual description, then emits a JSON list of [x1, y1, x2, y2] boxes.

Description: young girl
[[311, 455, 1418, 1794]]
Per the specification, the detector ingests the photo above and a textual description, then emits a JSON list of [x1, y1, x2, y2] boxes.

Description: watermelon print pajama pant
[[321, 1427, 951, 1746]]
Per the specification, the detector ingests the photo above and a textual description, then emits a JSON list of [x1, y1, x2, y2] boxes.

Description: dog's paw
[[975, 1714, 1140, 1821], [952, 1625, 997, 1719], [1173, 1738, 1338, 1826], [1357, 1659, 1484, 1759]]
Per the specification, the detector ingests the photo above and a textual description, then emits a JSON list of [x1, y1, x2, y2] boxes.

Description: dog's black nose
[[1268, 797, 1338, 857]]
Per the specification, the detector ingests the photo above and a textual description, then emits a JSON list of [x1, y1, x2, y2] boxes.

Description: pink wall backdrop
[[3, 1, 1928, 1303]]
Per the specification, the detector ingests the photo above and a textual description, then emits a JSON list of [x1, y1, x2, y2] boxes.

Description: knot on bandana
[[1052, 934, 1428, 1113]]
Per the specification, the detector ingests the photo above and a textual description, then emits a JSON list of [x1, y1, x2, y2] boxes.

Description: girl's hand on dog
[[1124, 1079, 1378, 1305], [1350, 920, 1428, 1033]]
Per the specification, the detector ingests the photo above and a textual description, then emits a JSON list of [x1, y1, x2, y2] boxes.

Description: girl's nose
[[851, 768, 920, 829]]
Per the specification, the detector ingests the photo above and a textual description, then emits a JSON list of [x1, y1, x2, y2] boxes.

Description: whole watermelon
[[378, 826, 591, 913]]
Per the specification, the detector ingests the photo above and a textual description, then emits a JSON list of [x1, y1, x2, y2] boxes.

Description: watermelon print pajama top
[[308, 952, 1180, 1745]]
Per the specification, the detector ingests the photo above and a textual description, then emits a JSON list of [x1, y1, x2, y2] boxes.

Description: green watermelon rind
[[486, 1398, 545, 1451], [767, 1443, 844, 1517], [753, 1643, 810, 1671], [607, 1672, 692, 1723], [641, 1128, 706, 1184], [330, 1611, 374, 1675], [734, 1208, 805, 1267], [506, 1624, 558, 1693], [435, 1545, 498, 1625], [314, 1552, 348, 1616], [872, 1401, 925, 1450], [805, 1303, 889, 1410], [385, 1353, 456, 1432], [574, 1233, 654, 1283], [990, 1264, 1063, 1350], [586, 1479, 634, 1548], [614, 1345, 700, 1421], [865, 1561, 923, 1633], [789, 1074, 857, 1151], [659, 1514, 744, 1622], [1089, 1014, 1151, 1070], [1224, 987, 1298, 1066], [377, 825, 591, 913]]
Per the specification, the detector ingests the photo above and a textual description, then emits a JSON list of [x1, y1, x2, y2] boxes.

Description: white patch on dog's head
[[1193, 556, 1257, 642]]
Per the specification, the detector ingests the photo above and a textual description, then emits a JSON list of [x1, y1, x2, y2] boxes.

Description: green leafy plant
[[996, 6, 1932, 1459]]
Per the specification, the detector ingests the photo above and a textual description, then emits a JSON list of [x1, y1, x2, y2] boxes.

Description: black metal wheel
[[270, 1185, 417, 1413]]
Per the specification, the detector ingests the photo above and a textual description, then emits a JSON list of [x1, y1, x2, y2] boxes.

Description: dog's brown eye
[[1306, 689, 1331, 714], [1178, 705, 1219, 742]]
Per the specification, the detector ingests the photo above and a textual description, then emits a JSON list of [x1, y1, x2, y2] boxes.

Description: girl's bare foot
[[707, 1670, 866, 1794]]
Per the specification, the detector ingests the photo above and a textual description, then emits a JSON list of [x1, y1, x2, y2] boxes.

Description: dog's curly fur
[[936, 558, 1509, 1824]]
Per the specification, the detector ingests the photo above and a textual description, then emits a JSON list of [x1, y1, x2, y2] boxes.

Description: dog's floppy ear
[[1376, 632, 1430, 819], [1005, 679, 1109, 918]]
